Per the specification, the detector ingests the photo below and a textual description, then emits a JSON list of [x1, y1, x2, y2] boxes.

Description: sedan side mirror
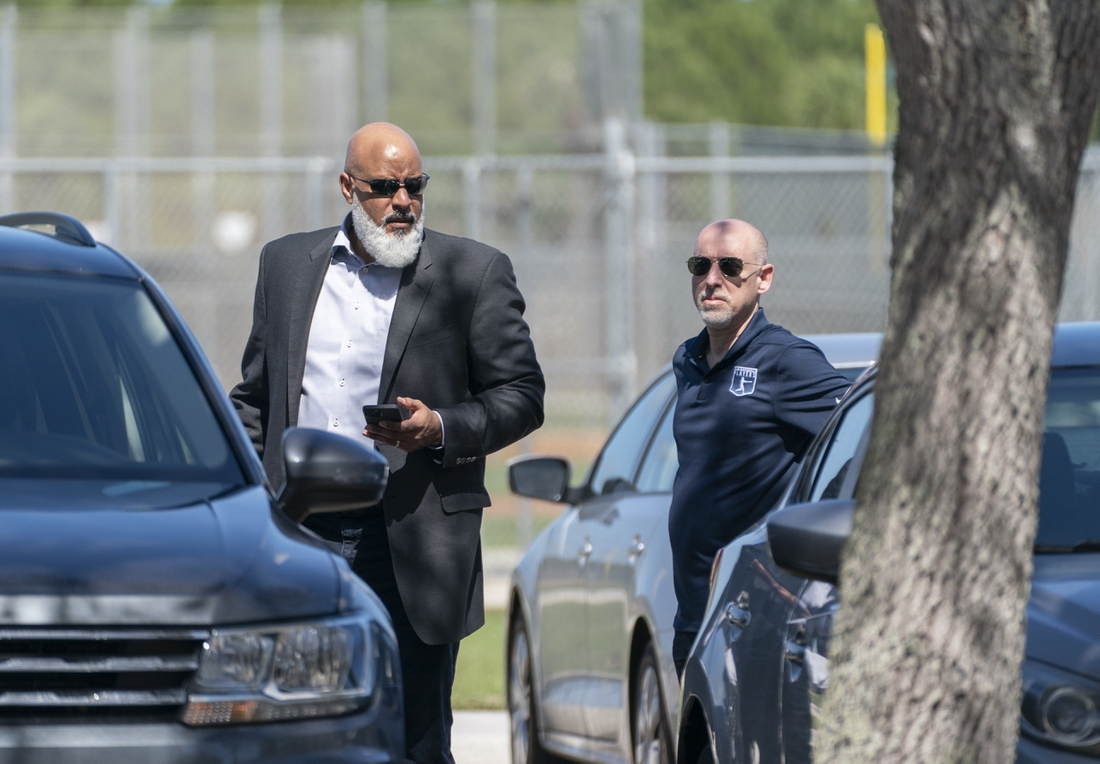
[[278, 427, 389, 523], [507, 455, 581, 504], [766, 498, 855, 585]]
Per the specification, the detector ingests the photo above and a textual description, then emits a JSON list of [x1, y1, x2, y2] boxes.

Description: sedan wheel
[[509, 615, 560, 764], [633, 642, 671, 764]]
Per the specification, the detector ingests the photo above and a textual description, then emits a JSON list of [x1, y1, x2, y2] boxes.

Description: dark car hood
[[0, 482, 340, 626], [1027, 554, 1100, 679]]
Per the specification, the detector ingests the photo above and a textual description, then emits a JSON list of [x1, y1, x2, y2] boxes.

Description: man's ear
[[757, 263, 775, 295], [339, 173, 355, 205]]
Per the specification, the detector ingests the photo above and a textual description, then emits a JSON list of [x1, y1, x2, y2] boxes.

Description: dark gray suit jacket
[[230, 225, 544, 644]]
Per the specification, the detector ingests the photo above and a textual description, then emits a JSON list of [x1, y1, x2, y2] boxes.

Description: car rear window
[[0, 271, 244, 493]]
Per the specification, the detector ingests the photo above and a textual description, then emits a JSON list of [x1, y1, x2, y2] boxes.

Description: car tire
[[632, 641, 673, 764], [508, 613, 559, 764]]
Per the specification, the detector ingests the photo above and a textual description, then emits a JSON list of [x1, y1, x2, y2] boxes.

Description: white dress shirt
[[297, 225, 402, 443]]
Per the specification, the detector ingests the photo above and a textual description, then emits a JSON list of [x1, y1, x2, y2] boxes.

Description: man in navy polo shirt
[[668, 219, 850, 676]]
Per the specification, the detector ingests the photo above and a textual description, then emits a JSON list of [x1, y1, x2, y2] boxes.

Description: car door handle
[[627, 535, 646, 558], [784, 641, 806, 664], [725, 602, 751, 628], [577, 539, 593, 565]]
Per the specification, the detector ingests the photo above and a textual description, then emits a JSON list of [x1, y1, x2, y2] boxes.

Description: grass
[[453, 609, 507, 710]]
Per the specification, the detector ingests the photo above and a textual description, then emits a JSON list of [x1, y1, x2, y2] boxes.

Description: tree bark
[[817, 2, 1100, 762]]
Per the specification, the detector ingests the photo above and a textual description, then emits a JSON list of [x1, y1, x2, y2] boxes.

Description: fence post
[[515, 162, 534, 548], [709, 120, 730, 223], [463, 157, 481, 242], [362, 2, 387, 124], [604, 117, 636, 423], [191, 30, 217, 352], [0, 4, 15, 215], [473, 0, 496, 244], [113, 6, 149, 253], [259, 4, 285, 241]]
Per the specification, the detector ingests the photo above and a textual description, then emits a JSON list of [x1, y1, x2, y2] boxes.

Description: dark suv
[[0, 212, 404, 762]]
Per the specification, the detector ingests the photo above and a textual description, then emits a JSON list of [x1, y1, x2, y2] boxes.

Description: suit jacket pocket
[[440, 484, 491, 513], [407, 324, 458, 350]]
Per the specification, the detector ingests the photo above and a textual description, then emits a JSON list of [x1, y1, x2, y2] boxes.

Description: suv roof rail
[[0, 211, 97, 248]]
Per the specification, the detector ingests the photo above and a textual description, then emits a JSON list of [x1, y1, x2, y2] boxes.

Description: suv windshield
[[1038, 368, 1100, 549], [0, 271, 244, 497]]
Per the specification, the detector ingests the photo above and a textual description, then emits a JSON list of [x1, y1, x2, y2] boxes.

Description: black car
[[0, 212, 404, 762], [679, 322, 1100, 764]]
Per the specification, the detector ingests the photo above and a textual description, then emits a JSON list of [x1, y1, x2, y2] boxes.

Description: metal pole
[[362, 1, 387, 125], [709, 120, 730, 223], [191, 30, 217, 354], [463, 157, 481, 242], [259, 4, 285, 240], [473, 0, 496, 244], [113, 7, 149, 251], [473, 0, 496, 157], [515, 163, 534, 548], [604, 118, 636, 424], [0, 4, 16, 215]]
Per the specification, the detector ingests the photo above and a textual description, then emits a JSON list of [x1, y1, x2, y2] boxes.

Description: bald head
[[694, 219, 768, 264], [344, 122, 421, 177]]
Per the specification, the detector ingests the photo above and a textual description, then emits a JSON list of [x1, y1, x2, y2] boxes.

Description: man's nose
[[392, 186, 412, 207], [705, 260, 725, 285]]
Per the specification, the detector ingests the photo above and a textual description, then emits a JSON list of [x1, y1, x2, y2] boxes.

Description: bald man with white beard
[[667, 220, 850, 677], [231, 123, 544, 763]]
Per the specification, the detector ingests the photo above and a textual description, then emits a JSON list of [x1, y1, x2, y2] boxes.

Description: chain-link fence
[[3, 139, 1098, 428]]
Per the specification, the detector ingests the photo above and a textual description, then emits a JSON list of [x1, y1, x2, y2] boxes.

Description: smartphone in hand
[[363, 404, 411, 425]]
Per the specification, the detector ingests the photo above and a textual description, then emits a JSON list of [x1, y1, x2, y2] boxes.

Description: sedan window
[[1037, 369, 1100, 548], [807, 393, 874, 503], [588, 374, 675, 496], [635, 402, 677, 493]]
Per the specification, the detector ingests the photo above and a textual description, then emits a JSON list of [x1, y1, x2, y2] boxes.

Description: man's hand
[[363, 397, 442, 452]]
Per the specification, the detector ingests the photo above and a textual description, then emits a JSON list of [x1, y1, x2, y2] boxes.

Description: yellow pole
[[865, 23, 887, 146]]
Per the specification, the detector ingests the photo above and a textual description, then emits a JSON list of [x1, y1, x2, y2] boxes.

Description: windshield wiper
[[1035, 540, 1100, 554]]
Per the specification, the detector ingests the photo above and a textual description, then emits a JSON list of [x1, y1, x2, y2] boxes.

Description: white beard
[[350, 201, 425, 269], [695, 291, 734, 328]]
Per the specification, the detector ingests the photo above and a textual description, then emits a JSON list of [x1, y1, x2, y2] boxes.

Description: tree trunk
[[817, 2, 1100, 762]]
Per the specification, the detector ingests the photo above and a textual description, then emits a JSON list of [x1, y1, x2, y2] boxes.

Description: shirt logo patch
[[730, 366, 757, 397]]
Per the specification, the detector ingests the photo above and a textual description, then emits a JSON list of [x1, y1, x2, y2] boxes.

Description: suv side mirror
[[766, 498, 855, 585], [278, 427, 389, 523], [507, 455, 579, 504]]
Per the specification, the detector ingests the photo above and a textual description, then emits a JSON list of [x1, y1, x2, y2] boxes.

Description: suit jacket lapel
[[379, 235, 435, 403], [287, 229, 339, 426]]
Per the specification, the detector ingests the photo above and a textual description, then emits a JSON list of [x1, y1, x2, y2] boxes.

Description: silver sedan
[[504, 334, 880, 764]]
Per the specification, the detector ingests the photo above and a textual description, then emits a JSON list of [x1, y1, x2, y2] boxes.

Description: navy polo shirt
[[668, 309, 850, 633]]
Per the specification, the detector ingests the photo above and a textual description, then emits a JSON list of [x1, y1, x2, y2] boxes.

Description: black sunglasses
[[346, 172, 430, 196], [686, 256, 761, 279]]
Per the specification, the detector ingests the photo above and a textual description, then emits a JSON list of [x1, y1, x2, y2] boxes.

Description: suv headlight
[[1021, 659, 1100, 753], [183, 613, 382, 725]]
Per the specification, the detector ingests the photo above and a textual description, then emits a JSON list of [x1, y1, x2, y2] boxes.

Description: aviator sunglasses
[[346, 172, 430, 196], [686, 256, 762, 279]]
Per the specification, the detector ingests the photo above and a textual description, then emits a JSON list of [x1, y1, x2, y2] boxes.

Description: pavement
[[448, 548, 520, 764], [453, 710, 510, 764]]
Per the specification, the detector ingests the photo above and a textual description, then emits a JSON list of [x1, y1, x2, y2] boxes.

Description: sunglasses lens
[[718, 258, 744, 278], [366, 179, 399, 195], [686, 257, 709, 276], [405, 175, 428, 194]]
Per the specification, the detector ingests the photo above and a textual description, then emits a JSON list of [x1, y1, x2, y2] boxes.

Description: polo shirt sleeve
[[773, 343, 853, 438]]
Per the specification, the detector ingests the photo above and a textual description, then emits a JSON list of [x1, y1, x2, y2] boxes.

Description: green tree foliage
[[644, 0, 881, 129]]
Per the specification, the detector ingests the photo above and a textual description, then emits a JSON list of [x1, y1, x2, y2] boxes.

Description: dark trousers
[[306, 511, 460, 764]]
